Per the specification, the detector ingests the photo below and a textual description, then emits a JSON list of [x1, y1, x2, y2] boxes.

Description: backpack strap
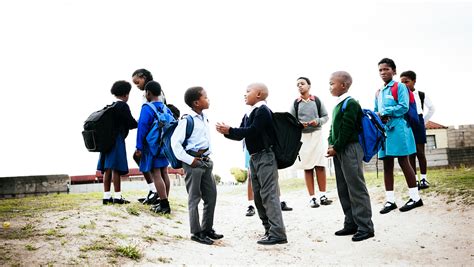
[[418, 91, 425, 110], [391, 82, 399, 102], [182, 115, 194, 147], [293, 99, 299, 119], [341, 97, 352, 112]]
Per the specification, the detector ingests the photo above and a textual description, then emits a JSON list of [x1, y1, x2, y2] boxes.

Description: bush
[[214, 174, 222, 184], [230, 168, 248, 183]]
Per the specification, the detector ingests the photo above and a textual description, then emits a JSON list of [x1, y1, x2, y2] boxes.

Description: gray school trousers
[[250, 149, 287, 239], [333, 142, 374, 233], [183, 159, 217, 234]]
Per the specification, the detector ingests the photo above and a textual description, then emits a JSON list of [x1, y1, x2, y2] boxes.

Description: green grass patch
[[157, 256, 172, 263], [79, 240, 107, 252], [125, 205, 140, 216], [79, 220, 96, 230], [25, 244, 38, 251], [1, 222, 38, 239], [115, 245, 142, 261]]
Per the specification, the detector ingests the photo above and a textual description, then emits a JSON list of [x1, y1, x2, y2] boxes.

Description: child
[[290, 77, 332, 208], [376, 58, 423, 214], [134, 81, 173, 214], [171, 86, 223, 245], [400, 70, 436, 189], [97, 80, 137, 204], [326, 71, 374, 242], [131, 69, 159, 204], [216, 83, 287, 245]]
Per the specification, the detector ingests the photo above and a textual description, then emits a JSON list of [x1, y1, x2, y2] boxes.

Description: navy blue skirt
[[139, 147, 169, 173], [412, 115, 427, 144], [97, 134, 129, 175]]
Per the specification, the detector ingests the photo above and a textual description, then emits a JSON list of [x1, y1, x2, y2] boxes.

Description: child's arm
[[216, 115, 247, 141], [316, 101, 329, 126], [170, 119, 196, 166], [331, 100, 360, 153], [423, 95, 435, 122], [228, 108, 269, 139], [136, 105, 153, 151], [121, 103, 138, 130]]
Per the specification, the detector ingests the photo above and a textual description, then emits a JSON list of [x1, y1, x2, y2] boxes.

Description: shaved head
[[247, 82, 269, 100], [331, 71, 353, 89]]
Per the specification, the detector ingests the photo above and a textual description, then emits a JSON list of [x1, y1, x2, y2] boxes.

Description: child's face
[[329, 76, 346, 97], [400, 76, 416, 91], [194, 90, 210, 110], [378, 63, 395, 84], [132, 75, 146, 90], [297, 79, 310, 95], [245, 86, 259, 106]]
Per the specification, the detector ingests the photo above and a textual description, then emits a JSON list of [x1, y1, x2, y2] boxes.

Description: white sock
[[421, 174, 427, 181], [148, 182, 157, 193], [318, 192, 326, 199], [114, 192, 122, 199], [310, 195, 316, 200], [385, 191, 395, 203], [248, 200, 254, 206], [103, 191, 111, 199], [409, 187, 421, 201]]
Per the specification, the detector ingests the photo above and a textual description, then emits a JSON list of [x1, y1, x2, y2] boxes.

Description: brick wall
[[447, 147, 474, 167], [0, 175, 70, 198], [448, 124, 474, 148]]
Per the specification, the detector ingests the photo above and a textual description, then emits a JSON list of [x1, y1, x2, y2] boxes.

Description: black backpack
[[82, 102, 118, 152], [267, 112, 304, 169]]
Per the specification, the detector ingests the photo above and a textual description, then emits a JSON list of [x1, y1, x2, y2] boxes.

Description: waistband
[[250, 146, 273, 156]]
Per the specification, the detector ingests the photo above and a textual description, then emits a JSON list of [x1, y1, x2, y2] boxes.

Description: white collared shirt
[[335, 92, 351, 106], [171, 109, 211, 165], [413, 90, 435, 122], [246, 100, 267, 117]]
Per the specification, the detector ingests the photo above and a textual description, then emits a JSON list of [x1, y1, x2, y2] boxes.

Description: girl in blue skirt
[[97, 80, 138, 204]]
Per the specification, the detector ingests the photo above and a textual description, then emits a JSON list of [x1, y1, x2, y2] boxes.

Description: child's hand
[[301, 121, 308, 128], [308, 120, 319, 127], [216, 122, 230, 134], [191, 157, 200, 168], [134, 150, 142, 160], [326, 148, 336, 157]]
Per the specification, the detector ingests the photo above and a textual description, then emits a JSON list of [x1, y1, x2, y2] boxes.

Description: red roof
[[425, 121, 448, 130]]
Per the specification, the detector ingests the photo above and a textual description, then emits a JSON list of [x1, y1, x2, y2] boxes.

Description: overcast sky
[[0, 0, 472, 179]]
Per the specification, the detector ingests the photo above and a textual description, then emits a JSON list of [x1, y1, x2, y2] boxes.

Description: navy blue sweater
[[225, 105, 276, 154]]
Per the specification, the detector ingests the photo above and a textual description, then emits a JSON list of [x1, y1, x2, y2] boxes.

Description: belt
[[250, 146, 273, 156], [187, 148, 209, 157]]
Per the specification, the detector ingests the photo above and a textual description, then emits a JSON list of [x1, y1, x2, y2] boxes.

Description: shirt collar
[[189, 109, 207, 121], [246, 100, 267, 117], [296, 95, 315, 102], [382, 80, 396, 90], [335, 93, 351, 106]]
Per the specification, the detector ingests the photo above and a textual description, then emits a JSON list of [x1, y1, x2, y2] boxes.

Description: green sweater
[[328, 98, 362, 153]]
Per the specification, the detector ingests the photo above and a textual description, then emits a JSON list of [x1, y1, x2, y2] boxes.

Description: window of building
[[426, 135, 437, 149]]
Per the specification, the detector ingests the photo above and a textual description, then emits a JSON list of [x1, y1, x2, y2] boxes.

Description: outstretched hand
[[216, 122, 231, 134]]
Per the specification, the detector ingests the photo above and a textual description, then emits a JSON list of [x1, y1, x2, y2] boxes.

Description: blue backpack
[[342, 97, 386, 163], [145, 103, 177, 156], [160, 115, 194, 169]]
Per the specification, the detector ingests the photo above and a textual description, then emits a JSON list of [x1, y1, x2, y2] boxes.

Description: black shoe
[[102, 197, 113, 205], [151, 199, 171, 214], [142, 192, 159, 205], [204, 229, 224, 240], [246, 205, 255, 217], [257, 235, 288, 245], [309, 197, 320, 208], [320, 195, 333, 205], [419, 179, 430, 190], [399, 198, 423, 212], [380, 202, 397, 214], [281, 201, 293, 211], [352, 231, 374, 242], [138, 191, 153, 203], [113, 197, 130, 204], [191, 232, 214, 245], [335, 227, 358, 236]]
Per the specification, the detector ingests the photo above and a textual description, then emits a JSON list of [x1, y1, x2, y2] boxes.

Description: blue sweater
[[136, 101, 174, 151]]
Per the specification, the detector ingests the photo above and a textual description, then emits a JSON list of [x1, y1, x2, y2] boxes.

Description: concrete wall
[[448, 147, 474, 167], [426, 128, 448, 149], [448, 124, 474, 148], [0, 175, 69, 198]]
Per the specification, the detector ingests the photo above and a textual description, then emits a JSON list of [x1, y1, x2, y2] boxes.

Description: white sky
[[0, 0, 472, 179]]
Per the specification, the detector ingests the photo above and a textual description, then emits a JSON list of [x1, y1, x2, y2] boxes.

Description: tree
[[214, 174, 222, 184], [230, 167, 248, 183]]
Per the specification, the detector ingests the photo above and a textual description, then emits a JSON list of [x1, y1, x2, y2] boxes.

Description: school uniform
[[97, 100, 137, 175], [225, 101, 286, 240], [171, 110, 217, 235], [329, 94, 374, 234], [375, 80, 416, 158], [289, 95, 329, 169], [136, 101, 174, 172], [412, 90, 436, 144]]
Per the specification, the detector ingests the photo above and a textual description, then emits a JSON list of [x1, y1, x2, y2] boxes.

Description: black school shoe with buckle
[[320, 195, 333, 205], [143, 192, 159, 205], [335, 227, 358, 236], [191, 232, 214, 245], [380, 202, 397, 214], [113, 197, 130, 204], [419, 179, 430, 190], [102, 197, 113, 205], [352, 231, 375, 242], [246, 205, 255, 216], [399, 198, 423, 212]]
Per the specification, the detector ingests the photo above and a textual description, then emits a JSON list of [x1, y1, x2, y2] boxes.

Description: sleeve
[[224, 116, 248, 141], [136, 105, 153, 150], [120, 103, 138, 130], [381, 83, 409, 117], [170, 118, 195, 165], [332, 100, 360, 153], [316, 100, 329, 125], [289, 100, 296, 118], [423, 95, 435, 122], [227, 108, 270, 140]]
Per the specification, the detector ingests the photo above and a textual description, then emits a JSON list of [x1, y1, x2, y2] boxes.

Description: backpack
[[342, 97, 386, 163], [161, 115, 194, 169], [145, 103, 176, 156], [293, 96, 322, 119], [265, 111, 304, 169], [380, 82, 419, 129], [418, 91, 425, 110], [82, 102, 118, 152]]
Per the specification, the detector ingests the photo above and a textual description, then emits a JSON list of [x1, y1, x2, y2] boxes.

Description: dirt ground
[[1, 183, 473, 266]]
